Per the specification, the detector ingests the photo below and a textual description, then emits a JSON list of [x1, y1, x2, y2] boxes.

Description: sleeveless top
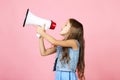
[[53, 40, 80, 72]]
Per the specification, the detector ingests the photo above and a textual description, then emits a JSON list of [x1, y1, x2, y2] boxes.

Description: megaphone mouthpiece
[[50, 20, 56, 29]]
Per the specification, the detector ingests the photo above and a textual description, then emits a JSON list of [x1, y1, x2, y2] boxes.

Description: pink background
[[0, 0, 120, 80]]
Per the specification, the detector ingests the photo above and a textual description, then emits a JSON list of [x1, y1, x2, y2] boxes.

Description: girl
[[36, 18, 85, 80]]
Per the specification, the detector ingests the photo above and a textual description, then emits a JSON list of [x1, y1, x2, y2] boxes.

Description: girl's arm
[[39, 37, 56, 56], [40, 32, 78, 50], [37, 26, 78, 50]]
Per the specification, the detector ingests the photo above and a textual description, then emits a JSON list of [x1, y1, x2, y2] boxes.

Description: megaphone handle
[[36, 33, 41, 38]]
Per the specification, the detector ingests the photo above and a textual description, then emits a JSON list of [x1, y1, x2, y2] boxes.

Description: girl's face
[[60, 20, 71, 36]]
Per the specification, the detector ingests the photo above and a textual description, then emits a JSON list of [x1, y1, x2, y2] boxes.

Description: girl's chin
[[60, 33, 64, 36], [60, 32, 66, 35], [60, 33, 65, 36]]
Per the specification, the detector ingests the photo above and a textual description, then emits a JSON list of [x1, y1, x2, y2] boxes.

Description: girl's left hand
[[36, 24, 46, 34]]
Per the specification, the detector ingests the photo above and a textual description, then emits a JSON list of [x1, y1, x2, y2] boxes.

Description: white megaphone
[[23, 9, 56, 37]]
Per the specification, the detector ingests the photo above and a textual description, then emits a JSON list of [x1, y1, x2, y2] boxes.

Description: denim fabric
[[53, 40, 80, 72], [55, 71, 78, 80]]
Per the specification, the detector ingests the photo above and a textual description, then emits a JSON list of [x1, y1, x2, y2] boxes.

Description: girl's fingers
[[41, 24, 46, 30], [36, 25, 46, 33]]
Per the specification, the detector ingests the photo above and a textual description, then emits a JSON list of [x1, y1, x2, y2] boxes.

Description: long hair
[[60, 18, 85, 80]]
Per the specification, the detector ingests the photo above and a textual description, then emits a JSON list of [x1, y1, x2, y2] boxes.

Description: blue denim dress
[[53, 40, 80, 80]]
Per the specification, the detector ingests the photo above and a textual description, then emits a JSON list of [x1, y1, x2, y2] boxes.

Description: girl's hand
[[36, 24, 46, 34]]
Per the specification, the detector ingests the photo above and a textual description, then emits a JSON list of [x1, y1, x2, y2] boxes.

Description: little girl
[[36, 18, 85, 80]]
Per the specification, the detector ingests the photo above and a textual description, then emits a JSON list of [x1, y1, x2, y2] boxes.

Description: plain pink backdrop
[[0, 0, 120, 80]]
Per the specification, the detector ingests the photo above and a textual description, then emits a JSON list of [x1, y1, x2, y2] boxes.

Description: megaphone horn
[[22, 8, 56, 30]]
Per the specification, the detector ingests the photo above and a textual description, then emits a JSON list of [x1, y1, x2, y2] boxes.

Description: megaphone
[[23, 9, 56, 37]]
